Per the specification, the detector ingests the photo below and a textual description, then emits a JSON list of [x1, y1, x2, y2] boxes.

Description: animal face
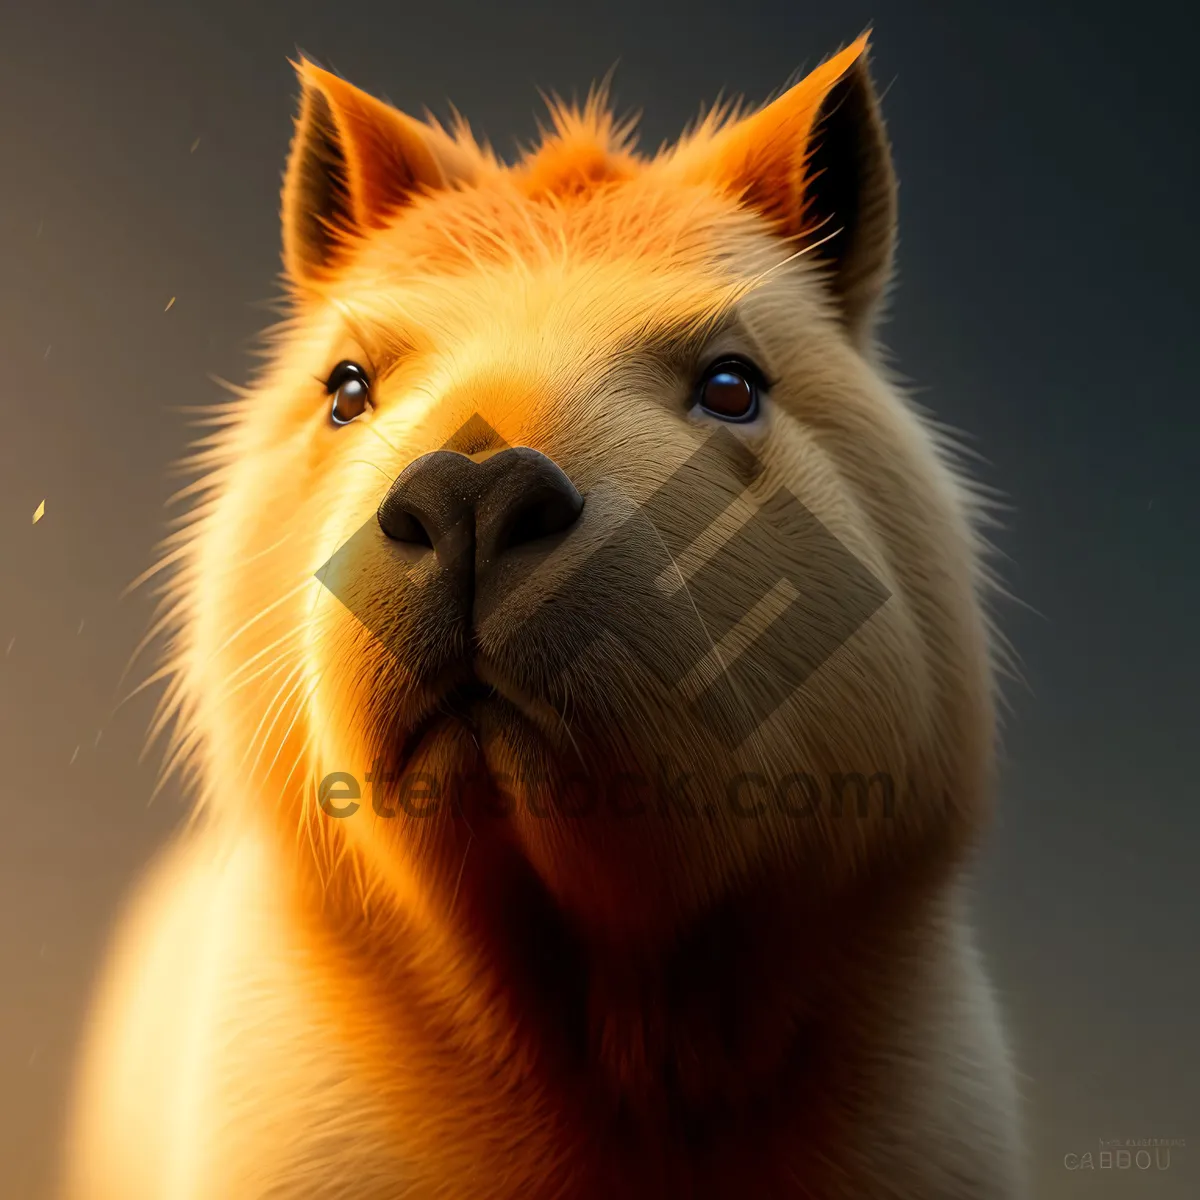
[[167, 34, 996, 943]]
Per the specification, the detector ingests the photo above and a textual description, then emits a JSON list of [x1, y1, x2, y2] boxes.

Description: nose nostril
[[378, 505, 435, 549], [495, 489, 583, 555]]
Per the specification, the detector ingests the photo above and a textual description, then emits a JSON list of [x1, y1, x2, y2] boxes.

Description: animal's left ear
[[691, 33, 897, 346], [281, 58, 477, 289]]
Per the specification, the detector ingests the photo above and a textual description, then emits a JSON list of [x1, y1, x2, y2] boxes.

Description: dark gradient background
[[1, 2, 1196, 1196]]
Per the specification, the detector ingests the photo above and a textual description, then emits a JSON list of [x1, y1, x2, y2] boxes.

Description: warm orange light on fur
[[62, 31, 1025, 1200]]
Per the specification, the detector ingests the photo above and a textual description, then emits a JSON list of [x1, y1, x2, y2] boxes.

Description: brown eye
[[696, 358, 764, 422], [326, 361, 372, 425]]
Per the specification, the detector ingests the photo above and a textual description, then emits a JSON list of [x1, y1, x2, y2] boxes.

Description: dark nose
[[377, 446, 583, 598]]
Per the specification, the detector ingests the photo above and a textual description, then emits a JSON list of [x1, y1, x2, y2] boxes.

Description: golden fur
[[62, 33, 1025, 1199]]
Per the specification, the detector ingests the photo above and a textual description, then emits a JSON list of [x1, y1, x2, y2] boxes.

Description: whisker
[[449, 831, 474, 914], [239, 661, 312, 781], [207, 576, 315, 662], [216, 646, 308, 705], [642, 515, 776, 782], [219, 625, 312, 690], [261, 674, 322, 788], [347, 459, 395, 483], [363, 421, 403, 461]]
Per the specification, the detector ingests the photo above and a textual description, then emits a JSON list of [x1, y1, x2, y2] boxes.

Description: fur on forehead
[[297, 110, 789, 310], [327, 173, 778, 295]]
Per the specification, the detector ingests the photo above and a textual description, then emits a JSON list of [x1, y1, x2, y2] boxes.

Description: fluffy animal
[[62, 32, 1025, 1199]]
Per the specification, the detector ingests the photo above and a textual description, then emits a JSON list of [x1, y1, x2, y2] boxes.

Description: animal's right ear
[[673, 33, 896, 347], [281, 59, 476, 289]]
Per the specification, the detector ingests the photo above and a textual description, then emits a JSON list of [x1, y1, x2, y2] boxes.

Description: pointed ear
[[695, 33, 897, 345], [281, 59, 476, 287]]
